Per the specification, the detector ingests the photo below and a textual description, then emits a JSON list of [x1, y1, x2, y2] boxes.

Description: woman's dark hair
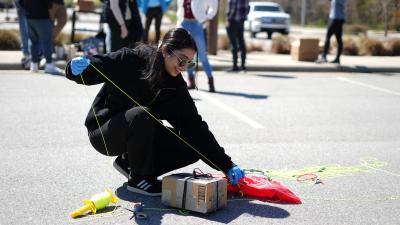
[[140, 28, 198, 101]]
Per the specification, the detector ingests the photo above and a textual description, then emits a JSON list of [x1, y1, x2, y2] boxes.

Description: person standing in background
[[49, 0, 67, 40], [226, 0, 249, 72], [176, 0, 218, 92], [316, 0, 347, 64], [19, 0, 63, 75], [139, 0, 172, 45], [14, 0, 30, 70], [102, 0, 144, 52]]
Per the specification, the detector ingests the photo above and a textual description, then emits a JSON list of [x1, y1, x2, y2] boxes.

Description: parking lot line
[[337, 77, 400, 97], [196, 91, 264, 129]]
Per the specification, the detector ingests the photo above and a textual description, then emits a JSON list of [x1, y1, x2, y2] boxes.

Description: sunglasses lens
[[186, 62, 196, 69], [178, 61, 186, 67]]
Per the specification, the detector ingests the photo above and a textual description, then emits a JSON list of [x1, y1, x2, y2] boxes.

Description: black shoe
[[226, 66, 239, 72], [113, 153, 130, 178], [127, 175, 162, 196], [315, 57, 328, 64], [330, 58, 341, 64], [240, 65, 247, 71], [21, 56, 30, 70]]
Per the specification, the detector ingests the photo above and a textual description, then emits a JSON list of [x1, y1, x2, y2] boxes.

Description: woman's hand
[[71, 56, 90, 76], [227, 165, 245, 185], [120, 24, 128, 39]]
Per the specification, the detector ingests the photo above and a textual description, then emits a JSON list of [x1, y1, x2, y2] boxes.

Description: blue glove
[[70, 56, 90, 76], [227, 165, 245, 185]]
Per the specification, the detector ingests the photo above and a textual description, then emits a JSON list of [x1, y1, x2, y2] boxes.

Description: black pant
[[109, 17, 144, 52], [226, 20, 246, 67], [323, 19, 345, 60], [88, 107, 199, 177], [143, 6, 163, 45]]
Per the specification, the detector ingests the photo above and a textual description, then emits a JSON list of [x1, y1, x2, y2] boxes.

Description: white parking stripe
[[337, 77, 400, 96], [196, 91, 264, 129]]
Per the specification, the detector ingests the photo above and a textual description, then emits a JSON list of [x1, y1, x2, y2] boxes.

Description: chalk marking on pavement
[[337, 77, 400, 96], [196, 91, 264, 129]]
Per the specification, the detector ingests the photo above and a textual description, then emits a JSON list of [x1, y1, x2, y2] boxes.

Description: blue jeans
[[27, 19, 53, 63], [15, 2, 30, 56], [180, 20, 212, 78]]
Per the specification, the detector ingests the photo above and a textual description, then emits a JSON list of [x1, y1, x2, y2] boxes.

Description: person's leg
[[143, 9, 154, 44], [153, 124, 200, 176], [237, 21, 247, 70], [226, 20, 239, 70], [109, 21, 124, 52], [31, 19, 63, 75], [16, 5, 29, 56], [190, 22, 213, 79], [154, 7, 163, 45], [322, 19, 335, 59], [49, 3, 67, 39], [104, 23, 112, 53], [128, 16, 144, 45], [89, 107, 156, 175], [333, 20, 344, 63], [181, 21, 196, 78], [27, 19, 41, 71], [32, 19, 53, 64], [190, 22, 215, 92]]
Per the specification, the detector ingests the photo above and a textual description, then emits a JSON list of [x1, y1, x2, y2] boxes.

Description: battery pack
[[161, 173, 227, 214]]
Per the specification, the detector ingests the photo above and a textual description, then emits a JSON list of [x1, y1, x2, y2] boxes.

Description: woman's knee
[[125, 107, 155, 130]]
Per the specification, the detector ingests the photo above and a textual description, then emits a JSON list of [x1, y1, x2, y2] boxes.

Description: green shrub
[[271, 35, 290, 54], [0, 29, 20, 50]]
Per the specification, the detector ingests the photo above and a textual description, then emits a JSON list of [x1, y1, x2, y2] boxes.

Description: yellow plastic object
[[69, 188, 118, 218]]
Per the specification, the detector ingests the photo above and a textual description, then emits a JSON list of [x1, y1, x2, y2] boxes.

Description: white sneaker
[[44, 63, 63, 75], [30, 62, 39, 72], [39, 58, 46, 69]]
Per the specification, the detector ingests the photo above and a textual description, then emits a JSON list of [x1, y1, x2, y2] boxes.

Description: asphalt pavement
[[1, 70, 399, 225]]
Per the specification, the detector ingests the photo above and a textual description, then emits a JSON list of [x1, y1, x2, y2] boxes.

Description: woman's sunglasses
[[169, 50, 196, 69]]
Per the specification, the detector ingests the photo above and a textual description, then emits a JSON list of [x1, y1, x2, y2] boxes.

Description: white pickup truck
[[244, 2, 291, 39]]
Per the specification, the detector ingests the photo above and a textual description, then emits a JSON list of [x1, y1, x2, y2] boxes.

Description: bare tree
[[379, 0, 394, 37]]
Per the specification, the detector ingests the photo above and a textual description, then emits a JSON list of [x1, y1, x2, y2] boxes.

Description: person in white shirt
[[176, 0, 218, 92], [102, 0, 144, 52]]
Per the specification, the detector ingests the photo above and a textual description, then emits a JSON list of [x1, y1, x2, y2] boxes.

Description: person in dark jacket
[[65, 28, 245, 196], [102, 0, 144, 52], [316, 0, 347, 64], [226, 0, 250, 72], [19, 0, 63, 75]]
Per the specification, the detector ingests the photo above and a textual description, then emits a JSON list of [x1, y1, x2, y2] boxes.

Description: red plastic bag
[[228, 175, 301, 204]]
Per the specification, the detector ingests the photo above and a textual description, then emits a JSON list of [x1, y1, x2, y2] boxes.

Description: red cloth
[[220, 175, 301, 204], [183, 0, 195, 19]]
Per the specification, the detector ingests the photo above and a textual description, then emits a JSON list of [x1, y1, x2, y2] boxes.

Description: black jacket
[[19, 0, 52, 19], [101, 0, 141, 24], [65, 47, 234, 173]]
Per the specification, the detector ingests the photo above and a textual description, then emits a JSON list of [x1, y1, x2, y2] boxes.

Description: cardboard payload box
[[162, 173, 227, 214], [291, 38, 320, 61], [74, 0, 96, 12]]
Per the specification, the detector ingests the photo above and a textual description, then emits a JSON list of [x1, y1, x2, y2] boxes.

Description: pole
[[207, 1, 219, 55], [301, 0, 307, 27]]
